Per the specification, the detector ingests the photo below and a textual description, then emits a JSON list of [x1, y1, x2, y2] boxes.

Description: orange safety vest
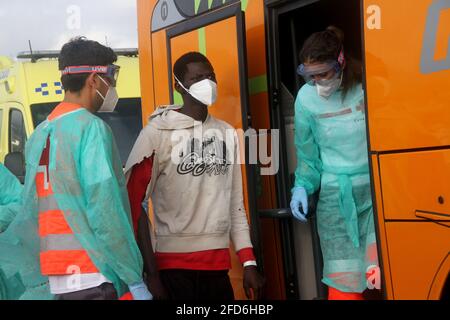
[[37, 104, 99, 276], [37, 135, 99, 275], [36, 103, 133, 300]]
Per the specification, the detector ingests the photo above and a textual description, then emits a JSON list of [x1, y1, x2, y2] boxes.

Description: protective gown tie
[[322, 164, 369, 248]]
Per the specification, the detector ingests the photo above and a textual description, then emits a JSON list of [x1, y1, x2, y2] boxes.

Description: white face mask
[[175, 76, 217, 106], [96, 75, 119, 112], [316, 72, 343, 98]]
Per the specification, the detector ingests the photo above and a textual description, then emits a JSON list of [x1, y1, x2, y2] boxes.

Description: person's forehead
[[303, 61, 331, 69], [186, 61, 214, 75]]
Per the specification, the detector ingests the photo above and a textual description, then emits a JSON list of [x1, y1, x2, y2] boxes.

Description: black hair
[[299, 26, 362, 100], [173, 52, 212, 83], [58, 37, 117, 93]]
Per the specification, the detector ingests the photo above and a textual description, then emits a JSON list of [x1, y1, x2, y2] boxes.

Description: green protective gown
[[0, 163, 23, 232], [293, 83, 379, 293], [0, 107, 144, 299], [0, 163, 26, 299]]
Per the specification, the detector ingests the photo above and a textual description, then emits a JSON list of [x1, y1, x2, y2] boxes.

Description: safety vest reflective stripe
[[40, 250, 99, 275], [41, 234, 84, 251], [38, 196, 59, 213], [36, 167, 53, 197], [38, 210, 72, 236]]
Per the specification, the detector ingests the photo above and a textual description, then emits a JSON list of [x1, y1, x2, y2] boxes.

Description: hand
[[290, 187, 308, 222], [145, 273, 169, 300], [129, 281, 153, 300], [243, 266, 265, 300]]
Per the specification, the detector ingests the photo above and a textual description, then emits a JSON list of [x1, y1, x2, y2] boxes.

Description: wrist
[[293, 186, 306, 192], [145, 269, 159, 276], [129, 280, 145, 289], [243, 260, 257, 268]]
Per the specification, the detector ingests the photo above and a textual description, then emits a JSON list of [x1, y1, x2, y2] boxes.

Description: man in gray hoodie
[[125, 52, 265, 300]]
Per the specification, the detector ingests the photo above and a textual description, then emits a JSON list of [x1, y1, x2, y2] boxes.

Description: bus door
[[264, 0, 365, 300]]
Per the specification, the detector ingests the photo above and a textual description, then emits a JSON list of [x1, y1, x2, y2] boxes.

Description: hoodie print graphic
[[177, 135, 231, 177]]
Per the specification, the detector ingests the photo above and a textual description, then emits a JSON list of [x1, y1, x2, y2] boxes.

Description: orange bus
[[135, 0, 450, 300]]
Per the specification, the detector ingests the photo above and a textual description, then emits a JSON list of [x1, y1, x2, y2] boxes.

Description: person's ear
[[86, 73, 98, 90], [174, 78, 185, 95]]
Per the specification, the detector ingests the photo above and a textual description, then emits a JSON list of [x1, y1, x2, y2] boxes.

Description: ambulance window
[[0, 109, 3, 151], [0, 109, 3, 138], [9, 109, 27, 154], [95, 98, 143, 166], [31, 102, 59, 127]]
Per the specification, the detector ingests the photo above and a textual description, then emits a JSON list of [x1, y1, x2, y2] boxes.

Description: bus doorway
[[265, 0, 364, 300]]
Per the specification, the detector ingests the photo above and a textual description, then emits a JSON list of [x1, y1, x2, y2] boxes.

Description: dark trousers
[[159, 269, 235, 301], [55, 282, 118, 300]]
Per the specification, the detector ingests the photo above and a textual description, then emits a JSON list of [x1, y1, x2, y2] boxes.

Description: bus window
[[9, 108, 27, 154]]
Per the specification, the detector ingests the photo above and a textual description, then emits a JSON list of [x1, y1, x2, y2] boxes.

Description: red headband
[[61, 65, 108, 75]]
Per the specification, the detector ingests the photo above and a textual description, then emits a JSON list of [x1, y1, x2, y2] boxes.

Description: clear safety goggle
[[61, 64, 120, 87], [296, 60, 342, 85], [297, 48, 346, 85]]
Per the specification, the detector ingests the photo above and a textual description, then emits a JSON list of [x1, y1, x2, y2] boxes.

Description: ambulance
[[0, 49, 143, 178], [136, 0, 450, 300]]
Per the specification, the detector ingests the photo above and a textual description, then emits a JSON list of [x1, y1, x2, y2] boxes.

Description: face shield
[[61, 64, 120, 87]]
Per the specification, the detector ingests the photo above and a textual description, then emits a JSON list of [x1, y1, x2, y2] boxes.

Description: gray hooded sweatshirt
[[125, 105, 253, 253]]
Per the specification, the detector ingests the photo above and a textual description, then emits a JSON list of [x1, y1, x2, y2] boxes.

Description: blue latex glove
[[290, 187, 308, 222], [129, 281, 153, 300], [141, 198, 149, 214]]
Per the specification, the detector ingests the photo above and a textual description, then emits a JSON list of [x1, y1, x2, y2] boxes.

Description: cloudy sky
[[0, 0, 138, 58]]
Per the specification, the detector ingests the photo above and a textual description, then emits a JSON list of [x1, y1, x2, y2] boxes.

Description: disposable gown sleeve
[[0, 164, 23, 232], [79, 120, 143, 285], [0, 164, 22, 205], [0, 204, 21, 233], [293, 97, 322, 195]]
